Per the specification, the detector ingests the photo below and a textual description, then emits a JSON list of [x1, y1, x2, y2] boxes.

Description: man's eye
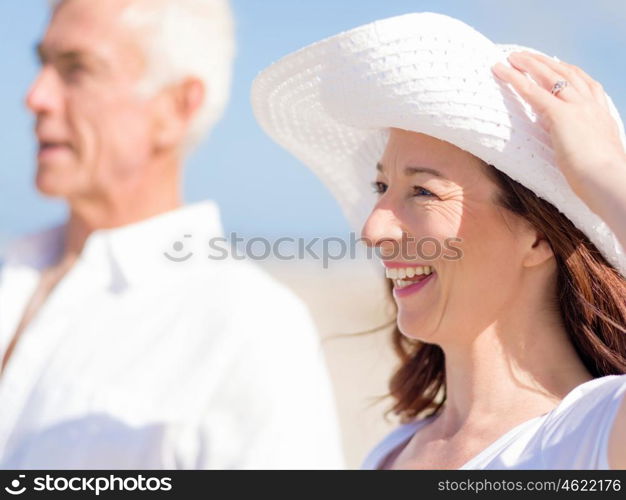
[[413, 186, 435, 197], [60, 63, 86, 81], [371, 181, 387, 195], [67, 64, 85, 74]]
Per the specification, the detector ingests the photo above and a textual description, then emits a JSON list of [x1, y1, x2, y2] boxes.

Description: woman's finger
[[511, 51, 592, 100], [507, 52, 583, 102], [562, 62, 610, 110], [491, 61, 558, 116]]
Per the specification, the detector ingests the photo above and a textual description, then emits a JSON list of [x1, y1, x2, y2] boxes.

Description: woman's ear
[[522, 230, 554, 269], [152, 77, 205, 151]]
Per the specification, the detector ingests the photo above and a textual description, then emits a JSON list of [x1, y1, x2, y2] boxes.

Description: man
[[0, 0, 344, 469]]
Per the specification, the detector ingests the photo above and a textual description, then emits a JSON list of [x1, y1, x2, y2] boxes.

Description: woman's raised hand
[[492, 51, 626, 202]]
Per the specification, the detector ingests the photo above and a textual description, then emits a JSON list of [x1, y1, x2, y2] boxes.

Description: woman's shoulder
[[549, 374, 626, 419], [534, 374, 626, 469], [537, 374, 626, 442], [361, 417, 434, 470]]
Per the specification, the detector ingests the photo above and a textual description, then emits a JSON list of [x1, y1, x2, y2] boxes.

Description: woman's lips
[[392, 271, 436, 298]]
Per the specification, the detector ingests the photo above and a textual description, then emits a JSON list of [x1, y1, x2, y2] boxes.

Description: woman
[[252, 12, 626, 469]]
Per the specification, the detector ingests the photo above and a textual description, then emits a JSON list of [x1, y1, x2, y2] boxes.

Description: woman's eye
[[413, 186, 435, 197], [371, 182, 435, 198], [371, 181, 387, 195]]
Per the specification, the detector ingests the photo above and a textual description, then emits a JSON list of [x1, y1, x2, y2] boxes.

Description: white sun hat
[[251, 12, 626, 277]]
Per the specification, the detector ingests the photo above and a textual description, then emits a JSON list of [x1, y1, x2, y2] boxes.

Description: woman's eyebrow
[[376, 162, 447, 179]]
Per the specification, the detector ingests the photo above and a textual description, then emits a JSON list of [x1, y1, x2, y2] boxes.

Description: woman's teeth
[[385, 265, 434, 289], [385, 265, 433, 279]]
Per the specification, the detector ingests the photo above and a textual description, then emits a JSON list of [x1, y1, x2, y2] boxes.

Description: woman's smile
[[384, 262, 437, 298]]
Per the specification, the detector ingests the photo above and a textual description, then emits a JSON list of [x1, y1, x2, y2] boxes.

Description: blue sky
[[1, 0, 625, 246]]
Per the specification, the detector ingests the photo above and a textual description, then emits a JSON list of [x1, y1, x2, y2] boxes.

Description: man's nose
[[25, 67, 62, 115], [360, 206, 405, 255]]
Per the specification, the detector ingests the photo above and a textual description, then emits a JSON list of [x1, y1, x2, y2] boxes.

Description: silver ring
[[551, 79, 569, 96]]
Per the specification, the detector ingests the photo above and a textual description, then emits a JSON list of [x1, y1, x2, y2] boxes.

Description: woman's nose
[[361, 206, 405, 253]]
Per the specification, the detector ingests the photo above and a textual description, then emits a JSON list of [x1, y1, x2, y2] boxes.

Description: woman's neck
[[436, 313, 593, 438]]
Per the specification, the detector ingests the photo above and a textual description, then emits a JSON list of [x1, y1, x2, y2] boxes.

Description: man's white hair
[[50, 0, 236, 151]]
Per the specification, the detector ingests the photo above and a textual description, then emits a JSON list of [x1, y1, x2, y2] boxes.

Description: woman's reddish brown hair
[[388, 163, 626, 423]]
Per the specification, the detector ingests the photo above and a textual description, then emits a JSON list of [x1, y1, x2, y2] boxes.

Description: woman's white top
[[362, 375, 626, 469]]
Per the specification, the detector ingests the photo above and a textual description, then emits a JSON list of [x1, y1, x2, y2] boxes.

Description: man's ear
[[152, 77, 205, 151]]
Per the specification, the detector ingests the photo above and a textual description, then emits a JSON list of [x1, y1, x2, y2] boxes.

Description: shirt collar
[[6, 201, 224, 290]]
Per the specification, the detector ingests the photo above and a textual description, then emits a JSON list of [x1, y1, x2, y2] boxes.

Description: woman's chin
[[397, 315, 435, 341]]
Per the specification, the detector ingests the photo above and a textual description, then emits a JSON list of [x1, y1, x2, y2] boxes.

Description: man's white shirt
[[0, 201, 344, 469]]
